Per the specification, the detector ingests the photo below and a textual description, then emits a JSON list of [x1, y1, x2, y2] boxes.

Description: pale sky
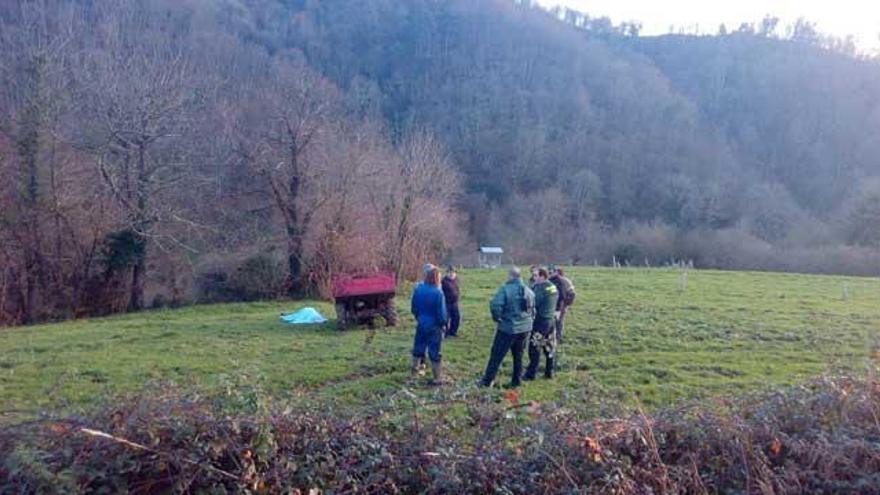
[[537, 0, 880, 52]]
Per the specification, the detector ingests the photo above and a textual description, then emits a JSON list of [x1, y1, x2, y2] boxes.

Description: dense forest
[[2, 0, 880, 324]]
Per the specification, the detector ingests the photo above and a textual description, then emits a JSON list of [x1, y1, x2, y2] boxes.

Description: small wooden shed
[[478, 246, 504, 268]]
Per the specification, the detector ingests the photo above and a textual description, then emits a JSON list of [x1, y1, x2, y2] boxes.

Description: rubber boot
[[411, 357, 422, 377], [544, 357, 554, 379], [429, 360, 444, 386]]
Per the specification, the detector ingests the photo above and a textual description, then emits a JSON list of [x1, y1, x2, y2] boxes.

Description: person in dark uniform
[[478, 267, 535, 388], [441, 266, 461, 337], [524, 267, 559, 380]]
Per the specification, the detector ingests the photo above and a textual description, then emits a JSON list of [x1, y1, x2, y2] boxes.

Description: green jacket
[[490, 279, 535, 334], [532, 280, 558, 321]]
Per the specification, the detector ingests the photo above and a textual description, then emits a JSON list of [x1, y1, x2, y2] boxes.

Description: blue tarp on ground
[[280, 307, 328, 324]]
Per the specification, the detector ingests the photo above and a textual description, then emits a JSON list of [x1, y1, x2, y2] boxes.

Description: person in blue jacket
[[411, 266, 448, 385]]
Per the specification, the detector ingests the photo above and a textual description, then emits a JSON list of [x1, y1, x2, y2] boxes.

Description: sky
[[537, 0, 880, 52]]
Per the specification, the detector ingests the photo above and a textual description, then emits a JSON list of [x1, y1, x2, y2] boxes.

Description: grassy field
[[2, 267, 879, 416]]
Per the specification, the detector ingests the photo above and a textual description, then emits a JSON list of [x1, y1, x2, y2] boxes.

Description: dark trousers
[[446, 303, 460, 336], [480, 330, 529, 387], [526, 318, 556, 379]]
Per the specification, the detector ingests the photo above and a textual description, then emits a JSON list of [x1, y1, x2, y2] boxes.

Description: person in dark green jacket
[[478, 266, 535, 388], [524, 267, 559, 380]]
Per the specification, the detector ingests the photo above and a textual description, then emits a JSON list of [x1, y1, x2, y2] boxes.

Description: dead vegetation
[[3, 374, 880, 493]]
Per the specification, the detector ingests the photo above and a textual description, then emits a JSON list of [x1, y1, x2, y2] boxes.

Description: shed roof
[[479, 246, 504, 254]]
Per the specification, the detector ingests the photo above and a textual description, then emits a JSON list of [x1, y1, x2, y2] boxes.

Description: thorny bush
[[3, 375, 880, 493]]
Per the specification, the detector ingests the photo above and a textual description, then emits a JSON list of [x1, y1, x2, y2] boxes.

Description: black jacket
[[441, 275, 460, 305]]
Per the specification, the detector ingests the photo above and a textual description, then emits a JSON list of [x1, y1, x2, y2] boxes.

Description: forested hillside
[[2, 0, 880, 324], [264, 0, 880, 260]]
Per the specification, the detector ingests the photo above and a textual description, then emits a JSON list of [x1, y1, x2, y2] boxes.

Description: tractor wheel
[[382, 304, 399, 327], [335, 303, 348, 330]]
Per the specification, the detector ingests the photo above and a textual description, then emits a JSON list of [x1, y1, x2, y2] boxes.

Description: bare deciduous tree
[[236, 60, 342, 294], [71, 33, 206, 310], [374, 131, 462, 281], [0, 8, 98, 323]]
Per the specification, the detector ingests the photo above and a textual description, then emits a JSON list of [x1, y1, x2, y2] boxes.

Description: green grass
[[2, 268, 879, 415]]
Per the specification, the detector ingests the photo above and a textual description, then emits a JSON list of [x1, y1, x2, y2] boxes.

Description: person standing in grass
[[410, 266, 448, 385], [524, 267, 559, 380], [441, 266, 461, 337], [549, 265, 576, 343], [413, 263, 436, 375], [479, 266, 535, 388]]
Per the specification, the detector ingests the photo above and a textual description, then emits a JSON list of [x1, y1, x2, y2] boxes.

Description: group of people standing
[[409, 264, 575, 388]]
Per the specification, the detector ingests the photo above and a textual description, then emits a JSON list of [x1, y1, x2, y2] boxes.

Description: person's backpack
[[561, 276, 576, 306]]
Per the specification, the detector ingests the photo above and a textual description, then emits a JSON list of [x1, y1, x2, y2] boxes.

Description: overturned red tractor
[[332, 272, 399, 330]]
